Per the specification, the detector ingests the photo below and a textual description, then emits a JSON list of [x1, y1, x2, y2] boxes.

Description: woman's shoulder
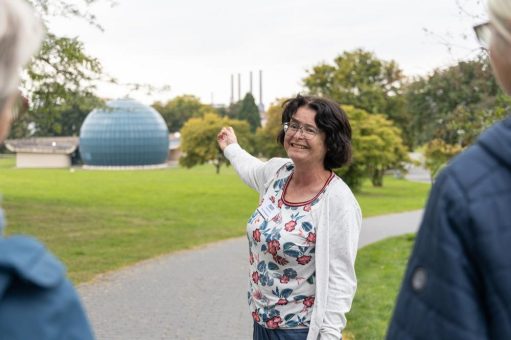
[[327, 173, 354, 194], [266, 157, 292, 168], [254, 158, 292, 194], [263, 157, 292, 178], [324, 174, 360, 209]]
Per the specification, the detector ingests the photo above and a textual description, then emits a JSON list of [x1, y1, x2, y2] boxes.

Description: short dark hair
[[277, 94, 352, 170]]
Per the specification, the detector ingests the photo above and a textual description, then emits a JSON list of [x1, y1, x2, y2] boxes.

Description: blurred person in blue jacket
[[0, 0, 94, 338], [387, 0, 511, 339]]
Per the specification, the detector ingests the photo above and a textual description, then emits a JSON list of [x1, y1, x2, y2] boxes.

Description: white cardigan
[[224, 144, 362, 340]]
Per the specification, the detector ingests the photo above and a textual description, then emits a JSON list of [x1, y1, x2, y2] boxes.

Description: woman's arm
[[223, 143, 287, 194], [320, 192, 362, 339], [218, 126, 288, 193]]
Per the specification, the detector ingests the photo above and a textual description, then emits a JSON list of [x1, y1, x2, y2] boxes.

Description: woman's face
[[284, 106, 327, 169], [489, 24, 511, 95]]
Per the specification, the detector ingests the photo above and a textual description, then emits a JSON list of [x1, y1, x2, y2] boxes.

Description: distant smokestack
[[258, 70, 264, 112], [238, 73, 241, 101], [230, 74, 234, 104], [250, 71, 253, 95]]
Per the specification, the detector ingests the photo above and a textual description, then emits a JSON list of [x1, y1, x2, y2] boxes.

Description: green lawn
[[0, 157, 429, 283], [356, 177, 430, 216], [344, 234, 415, 340]]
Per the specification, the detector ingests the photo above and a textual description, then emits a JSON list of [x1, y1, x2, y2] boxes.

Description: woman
[[386, 0, 511, 338], [0, 1, 94, 338], [217, 94, 362, 340]]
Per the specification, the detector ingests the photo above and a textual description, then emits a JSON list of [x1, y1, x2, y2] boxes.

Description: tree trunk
[[371, 168, 384, 187]]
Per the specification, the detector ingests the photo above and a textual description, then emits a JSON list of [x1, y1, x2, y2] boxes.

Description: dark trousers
[[253, 322, 309, 340]]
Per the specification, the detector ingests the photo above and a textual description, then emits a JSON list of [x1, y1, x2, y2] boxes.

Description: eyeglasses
[[283, 121, 320, 139], [473, 21, 491, 49]]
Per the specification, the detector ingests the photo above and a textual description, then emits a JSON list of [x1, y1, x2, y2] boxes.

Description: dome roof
[[79, 98, 169, 166]]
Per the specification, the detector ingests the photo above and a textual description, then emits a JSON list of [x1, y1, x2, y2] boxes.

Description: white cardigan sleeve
[[223, 143, 289, 195], [321, 193, 362, 339]]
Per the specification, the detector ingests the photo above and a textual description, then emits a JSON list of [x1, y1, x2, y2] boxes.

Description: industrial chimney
[[250, 71, 253, 95], [230, 74, 234, 104], [258, 70, 265, 113], [238, 73, 241, 101]]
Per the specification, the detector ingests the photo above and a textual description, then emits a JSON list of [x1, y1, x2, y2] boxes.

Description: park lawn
[[343, 234, 416, 340], [0, 157, 429, 283], [356, 176, 430, 216]]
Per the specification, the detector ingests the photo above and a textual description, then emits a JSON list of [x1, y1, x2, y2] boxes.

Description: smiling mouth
[[290, 142, 308, 149]]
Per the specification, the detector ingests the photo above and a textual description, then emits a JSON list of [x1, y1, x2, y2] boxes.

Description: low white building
[[168, 132, 181, 163], [5, 134, 182, 169], [5, 137, 78, 168]]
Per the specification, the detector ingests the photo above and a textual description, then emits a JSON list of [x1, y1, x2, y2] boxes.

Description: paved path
[[78, 210, 424, 340], [358, 210, 423, 248]]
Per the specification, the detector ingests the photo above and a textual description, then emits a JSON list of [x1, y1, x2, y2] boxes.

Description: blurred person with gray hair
[[0, 0, 94, 338], [387, 0, 511, 338]]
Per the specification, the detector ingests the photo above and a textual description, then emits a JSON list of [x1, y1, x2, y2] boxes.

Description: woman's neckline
[[281, 170, 334, 207]]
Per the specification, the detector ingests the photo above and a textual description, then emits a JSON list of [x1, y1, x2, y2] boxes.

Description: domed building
[[79, 98, 169, 167]]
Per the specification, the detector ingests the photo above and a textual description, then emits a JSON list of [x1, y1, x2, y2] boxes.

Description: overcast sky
[[48, 0, 487, 107]]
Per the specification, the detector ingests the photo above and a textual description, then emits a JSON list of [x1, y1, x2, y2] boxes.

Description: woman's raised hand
[[217, 126, 238, 151]]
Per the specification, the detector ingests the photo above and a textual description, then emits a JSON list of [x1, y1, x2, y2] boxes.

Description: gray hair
[[0, 0, 44, 108], [488, 0, 511, 44]]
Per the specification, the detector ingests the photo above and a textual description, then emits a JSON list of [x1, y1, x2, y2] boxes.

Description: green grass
[[356, 177, 430, 217], [0, 154, 15, 169], [344, 234, 416, 340], [0, 158, 429, 283]]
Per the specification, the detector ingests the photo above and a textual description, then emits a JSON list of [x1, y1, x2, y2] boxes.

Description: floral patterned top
[[247, 162, 334, 329]]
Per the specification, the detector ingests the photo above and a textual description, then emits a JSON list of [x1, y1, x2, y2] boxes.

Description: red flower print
[[306, 232, 316, 243], [280, 275, 289, 284], [252, 311, 260, 322], [303, 296, 315, 308], [297, 255, 312, 265], [266, 316, 282, 329], [249, 253, 254, 265], [276, 298, 288, 306], [270, 196, 275, 203], [284, 220, 297, 232], [253, 229, 261, 242], [278, 199, 283, 208], [273, 255, 289, 266], [252, 271, 260, 284], [267, 240, 280, 255], [253, 290, 263, 300], [304, 204, 311, 212]]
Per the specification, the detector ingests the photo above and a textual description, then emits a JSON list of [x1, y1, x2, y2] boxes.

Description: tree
[[221, 94, 262, 132], [6, 1, 107, 139], [152, 95, 212, 132], [28, 0, 114, 29], [11, 33, 104, 137], [213, 105, 230, 118], [223, 101, 242, 119], [336, 106, 409, 190], [303, 49, 411, 145], [238, 93, 261, 132], [180, 113, 253, 173], [424, 139, 463, 182], [255, 100, 287, 158], [405, 56, 506, 147]]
